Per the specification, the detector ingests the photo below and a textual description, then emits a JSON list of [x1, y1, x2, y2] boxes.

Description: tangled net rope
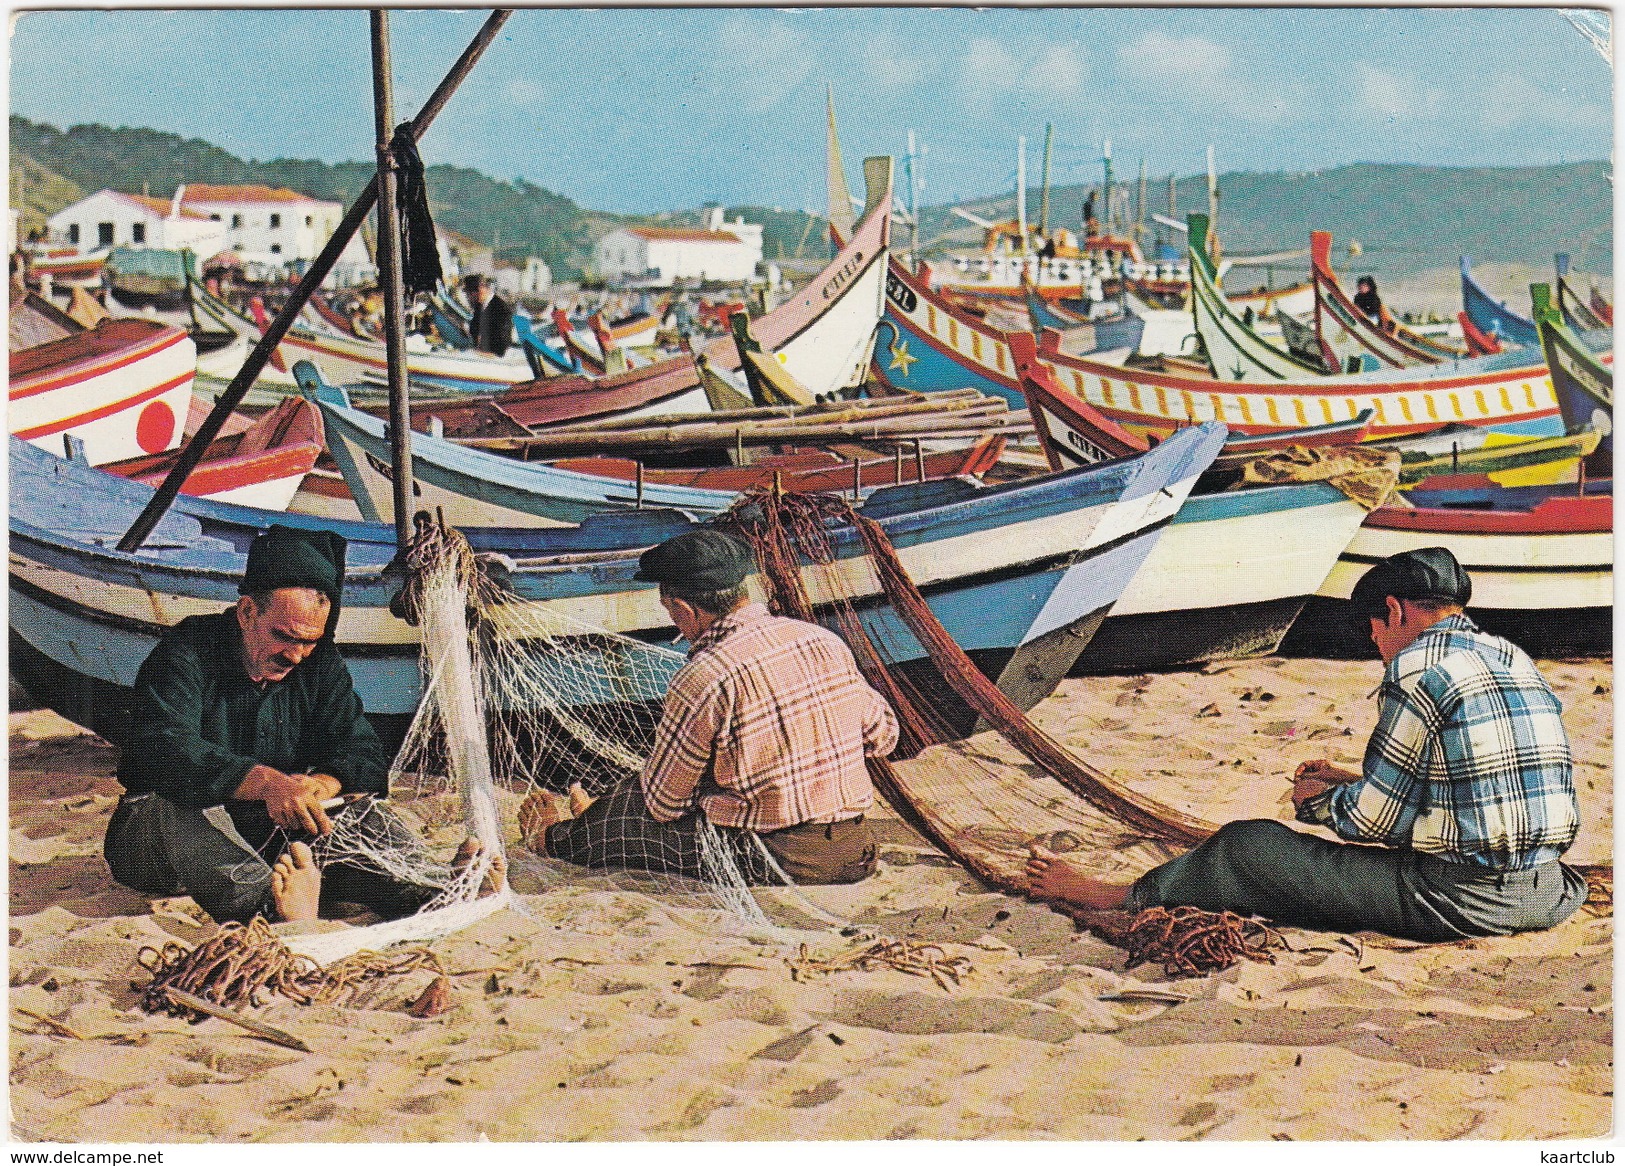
[[788, 938, 974, 991], [1051, 905, 1287, 978], [138, 918, 444, 1014]]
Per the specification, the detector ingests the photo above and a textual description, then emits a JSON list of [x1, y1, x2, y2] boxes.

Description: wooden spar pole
[[371, 10, 413, 548], [116, 9, 513, 553]]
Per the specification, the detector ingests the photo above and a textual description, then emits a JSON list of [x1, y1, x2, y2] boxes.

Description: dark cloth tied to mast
[[390, 122, 443, 297]]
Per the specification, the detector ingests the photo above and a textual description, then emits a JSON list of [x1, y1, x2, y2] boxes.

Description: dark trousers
[[105, 793, 437, 924], [1126, 818, 1587, 943], [545, 778, 877, 886]]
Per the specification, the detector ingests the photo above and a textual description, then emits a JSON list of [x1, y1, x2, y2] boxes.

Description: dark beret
[[634, 529, 754, 591], [241, 525, 347, 603], [1348, 546, 1472, 629]]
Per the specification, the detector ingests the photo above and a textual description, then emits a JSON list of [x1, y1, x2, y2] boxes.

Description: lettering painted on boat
[[884, 270, 918, 314], [1064, 427, 1111, 462], [1558, 350, 1612, 403], [822, 251, 865, 300]]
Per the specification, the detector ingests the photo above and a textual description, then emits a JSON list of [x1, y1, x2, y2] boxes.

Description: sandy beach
[[9, 652, 1612, 1143]]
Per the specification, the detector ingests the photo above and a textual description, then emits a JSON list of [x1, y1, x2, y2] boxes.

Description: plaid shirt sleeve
[[863, 686, 900, 759], [1299, 615, 1579, 870], [639, 656, 727, 823], [1298, 676, 1435, 846]]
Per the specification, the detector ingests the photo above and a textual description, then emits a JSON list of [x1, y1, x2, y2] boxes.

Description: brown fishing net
[[719, 487, 1216, 912]]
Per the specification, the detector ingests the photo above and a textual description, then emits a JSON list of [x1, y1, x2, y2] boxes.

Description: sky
[[7, 6, 1615, 216]]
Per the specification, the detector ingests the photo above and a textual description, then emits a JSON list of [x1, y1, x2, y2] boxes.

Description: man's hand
[[235, 765, 336, 836], [1294, 760, 1361, 785], [1290, 760, 1360, 814]]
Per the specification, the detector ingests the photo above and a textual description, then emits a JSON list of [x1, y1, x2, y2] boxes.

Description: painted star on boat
[[888, 338, 918, 376]]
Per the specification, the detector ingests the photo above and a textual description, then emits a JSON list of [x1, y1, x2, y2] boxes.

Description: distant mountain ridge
[[928, 160, 1613, 283], [10, 116, 1612, 286]]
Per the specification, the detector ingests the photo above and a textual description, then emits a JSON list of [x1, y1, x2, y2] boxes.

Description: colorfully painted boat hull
[[1287, 482, 1611, 657], [9, 424, 1226, 738], [1074, 480, 1372, 672], [10, 318, 197, 466]]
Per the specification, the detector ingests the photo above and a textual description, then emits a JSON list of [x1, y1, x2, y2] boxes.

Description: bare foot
[[1023, 845, 1131, 910], [270, 841, 322, 922], [568, 782, 595, 817], [517, 789, 569, 855], [452, 837, 508, 896]]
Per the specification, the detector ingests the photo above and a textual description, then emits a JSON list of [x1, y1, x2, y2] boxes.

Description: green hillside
[[12, 116, 1610, 285], [10, 116, 599, 278]]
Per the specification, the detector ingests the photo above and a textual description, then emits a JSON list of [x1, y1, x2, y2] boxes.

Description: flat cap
[[1349, 546, 1472, 622], [635, 529, 754, 591]]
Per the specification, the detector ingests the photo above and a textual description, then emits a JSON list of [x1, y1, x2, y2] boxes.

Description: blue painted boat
[[1532, 281, 1612, 471], [9, 423, 1227, 741], [872, 258, 1025, 407], [302, 366, 736, 527], [1460, 256, 1538, 348]]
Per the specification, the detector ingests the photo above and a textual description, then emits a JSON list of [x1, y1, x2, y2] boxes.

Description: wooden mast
[[370, 9, 414, 547]]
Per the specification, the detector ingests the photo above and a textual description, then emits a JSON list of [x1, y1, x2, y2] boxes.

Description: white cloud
[[1028, 45, 1085, 97], [861, 32, 930, 89], [1115, 31, 1303, 125], [1118, 31, 1232, 80], [1353, 63, 1443, 121], [960, 38, 1086, 99], [714, 17, 817, 111]]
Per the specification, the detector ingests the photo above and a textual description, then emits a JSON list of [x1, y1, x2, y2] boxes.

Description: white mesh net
[[290, 518, 841, 964]]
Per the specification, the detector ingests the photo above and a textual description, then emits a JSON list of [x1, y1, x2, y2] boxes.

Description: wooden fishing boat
[[9, 285, 84, 351], [871, 258, 1025, 406], [1018, 318, 1564, 444], [95, 395, 324, 511], [1022, 279, 1145, 355], [307, 379, 738, 527], [1589, 286, 1613, 327], [1555, 254, 1608, 332], [10, 318, 197, 465], [384, 159, 892, 438], [1532, 282, 1611, 474], [1012, 330, 1371, 466], [1073, 475, 1377, 673], [548, 434, 1006, 495], [1287, 478, 1612, 657], [1460, 256, 1537, 348], [452, 388, 1030, 461], [9, 423, 1227, 742], [1187, 214, 1327, 381], [1308, 231, 1465, 371], [1457, 311, 1504, 357]]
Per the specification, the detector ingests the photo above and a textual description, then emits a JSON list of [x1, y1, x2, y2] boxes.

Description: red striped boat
[[97, 395, 324, 511], [10, 318, 196, 465]]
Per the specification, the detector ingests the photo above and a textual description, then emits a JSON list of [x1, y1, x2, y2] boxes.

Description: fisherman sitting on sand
[[520, 529, 899, 885], [1026, 546, 1587, 943], [105, 525, 499, 925]]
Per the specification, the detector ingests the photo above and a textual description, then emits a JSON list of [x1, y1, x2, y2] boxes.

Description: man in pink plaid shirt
[[521, 530, 899, 885]]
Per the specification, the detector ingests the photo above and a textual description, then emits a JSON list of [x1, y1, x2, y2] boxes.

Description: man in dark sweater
[[104, 525, 482, 924]]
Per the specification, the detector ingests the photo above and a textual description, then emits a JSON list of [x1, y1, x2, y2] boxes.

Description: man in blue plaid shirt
[[1026, 547, 1587, 942]]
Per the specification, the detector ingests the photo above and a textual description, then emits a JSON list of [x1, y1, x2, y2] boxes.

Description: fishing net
[[285, 485, 1223, 969]]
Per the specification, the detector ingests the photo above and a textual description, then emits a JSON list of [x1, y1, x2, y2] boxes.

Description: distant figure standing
[[1354, 276, 1395, 333], [464, 274, 513, 357]]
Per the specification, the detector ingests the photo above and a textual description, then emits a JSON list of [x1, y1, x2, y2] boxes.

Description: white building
[[593, 209, 763, 286], [46, 189, 226, 256], [46, 183, 373, 283]]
